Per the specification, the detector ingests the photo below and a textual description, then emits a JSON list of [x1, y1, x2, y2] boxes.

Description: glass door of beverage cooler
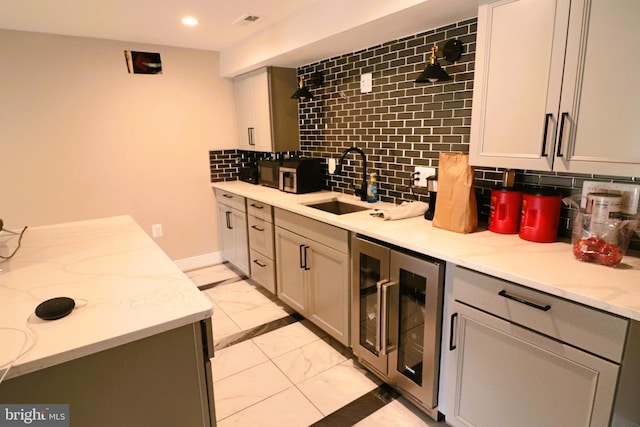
[[351, 235, 444, 417], [351, 236, 390, 375], [388, 250, 443, 410]]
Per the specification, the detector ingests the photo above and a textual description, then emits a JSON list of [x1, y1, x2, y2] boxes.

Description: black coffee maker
[[424, 175, 438, 220]]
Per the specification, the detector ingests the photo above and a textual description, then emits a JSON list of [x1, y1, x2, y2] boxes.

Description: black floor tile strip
[[213, 312, 305, 351], [310, 383, 401, 426], [197, 274, 249, 291]]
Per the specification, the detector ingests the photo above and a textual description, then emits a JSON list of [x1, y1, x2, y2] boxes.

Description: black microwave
[[257, 160, 280, 188], [279, 158, 323, 194]]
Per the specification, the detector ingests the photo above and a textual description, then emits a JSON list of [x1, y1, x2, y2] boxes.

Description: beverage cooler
[[351, 235, 445, 421]]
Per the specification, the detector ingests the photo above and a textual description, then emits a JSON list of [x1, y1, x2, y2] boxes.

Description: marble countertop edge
[[212, 181, 640, 321]]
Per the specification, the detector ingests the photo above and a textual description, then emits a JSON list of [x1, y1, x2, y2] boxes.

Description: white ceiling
[[0, 0, 478, 76], [0, 0, 319, 51]]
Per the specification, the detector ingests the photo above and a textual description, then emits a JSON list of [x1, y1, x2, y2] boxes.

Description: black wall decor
[[125, 51, 162, 74]]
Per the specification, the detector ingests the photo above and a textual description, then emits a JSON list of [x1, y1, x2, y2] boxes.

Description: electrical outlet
[[581, 181, 640, 214], [360, 73, 372, 93], [328, 158, 337, 174], [414, 167, 436, 188], [151, 224, 163, 238]]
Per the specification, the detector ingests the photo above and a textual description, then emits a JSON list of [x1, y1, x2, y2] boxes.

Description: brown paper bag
[[433, 152, 478, 233]]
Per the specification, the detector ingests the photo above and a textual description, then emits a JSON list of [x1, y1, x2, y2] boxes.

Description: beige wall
[[0, 30, 237, 262]]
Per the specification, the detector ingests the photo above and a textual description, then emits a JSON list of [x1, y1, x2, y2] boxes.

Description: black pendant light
[[291, 76, 313, 100], [291, 72, 324, 101], [415, 39, 463, 83]]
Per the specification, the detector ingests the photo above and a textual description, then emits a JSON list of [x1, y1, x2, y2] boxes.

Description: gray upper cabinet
[[234, 66, 300, 152], [470, 0, 640, 177]]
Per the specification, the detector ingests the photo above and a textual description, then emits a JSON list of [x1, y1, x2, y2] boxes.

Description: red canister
[[488, 187, 522, 234], [519, 188, 562, 243]]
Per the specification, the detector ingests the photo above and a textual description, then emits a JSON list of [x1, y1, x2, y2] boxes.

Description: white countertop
[[0, 215, 213, 380], [213, 181, 640, 321]]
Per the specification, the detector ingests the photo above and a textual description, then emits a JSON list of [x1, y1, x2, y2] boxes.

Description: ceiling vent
[[233, 14, 262, 26]]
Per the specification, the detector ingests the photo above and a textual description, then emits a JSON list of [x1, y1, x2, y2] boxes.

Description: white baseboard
[[174, 252, 222, 272]]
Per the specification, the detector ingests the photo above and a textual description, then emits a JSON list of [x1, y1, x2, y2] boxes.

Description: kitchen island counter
[[213, 181, 640, 321], [0, 215, 215, 426]]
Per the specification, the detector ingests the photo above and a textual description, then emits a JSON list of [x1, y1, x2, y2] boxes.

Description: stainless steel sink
[[306, 200, 371, 215]]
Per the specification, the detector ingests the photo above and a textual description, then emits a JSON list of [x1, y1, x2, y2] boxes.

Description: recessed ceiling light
[[182, 16, 198, 27]]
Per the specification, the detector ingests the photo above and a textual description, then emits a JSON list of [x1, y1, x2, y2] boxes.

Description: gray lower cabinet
[[247, 199, 276, 293], [0, 321, 215, 427], [215, 189, 249, 275], [441, 265, 639, 427], [274, 208, 350, 346]]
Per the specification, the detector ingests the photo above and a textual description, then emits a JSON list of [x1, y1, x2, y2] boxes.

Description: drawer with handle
[[250, 249, 275, 293], [452, 266, 628, 362], [248, 215, 274, 258], [247, 199, 273, 223], [214, 189, 246, 212]]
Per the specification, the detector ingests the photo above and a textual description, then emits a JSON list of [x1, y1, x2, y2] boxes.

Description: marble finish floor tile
[[213, 360, 293, 420], [209, 299, 242, 343], [226, 299, 292, 331], [355, 397, 446, 426], [251, 320, 327, 359], [205, 279, 292, 335], [204, 280, 276, 314], [214, 312, 305, 351], [186, 263, 239, 287], [296, 359, 382, 416], [311, 383, 401, 426], [212, 340, 269, 382], [216, 386, 324, 427], [271, 336, 349, 384], [190, 264, 435, 426]]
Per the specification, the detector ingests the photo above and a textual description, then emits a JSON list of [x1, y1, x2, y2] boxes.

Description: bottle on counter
[[367, 172, 378, 203]]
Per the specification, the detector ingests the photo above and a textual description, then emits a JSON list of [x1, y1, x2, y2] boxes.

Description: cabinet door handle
[[541, 113, 552, 157], [299, 244, 306, 269], [556, 112, 569, 157], [223, 193, 233, 199], [303, 246, 310, 271], [380, 280, 398, 355], [253, 259, 267, 268], [225, 211, 232, 229], [250, 203, 264, 209], [449, 313, 458, 351], [498, 290, 551, 311], [251, 225, 265, 232], [248, 127, 255, 146], [375, 280, 389, 354]]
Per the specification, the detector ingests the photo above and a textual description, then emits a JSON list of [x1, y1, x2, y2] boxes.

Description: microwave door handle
[[282, 171, 292, 191]]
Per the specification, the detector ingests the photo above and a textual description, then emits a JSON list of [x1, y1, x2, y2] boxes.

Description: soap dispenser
[[367, 172, 378, 203]]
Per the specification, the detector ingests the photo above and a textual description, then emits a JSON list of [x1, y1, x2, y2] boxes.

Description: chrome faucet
[[335, 146, 367, 201]]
